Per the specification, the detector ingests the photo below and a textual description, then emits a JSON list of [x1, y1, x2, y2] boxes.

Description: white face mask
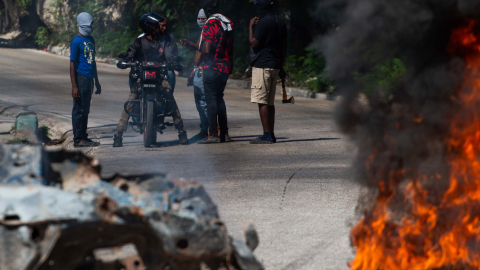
[[197, 19, 206, 28], [80, 23, 94, 36]]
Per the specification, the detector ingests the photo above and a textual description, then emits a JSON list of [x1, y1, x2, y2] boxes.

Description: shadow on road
[[0, 103, 40, 114], [228, 135, 339, 143], [276, 138, 341, 143], [229, 135, 287, 142]]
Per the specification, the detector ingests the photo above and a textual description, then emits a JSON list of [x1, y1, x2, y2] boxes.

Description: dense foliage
[[284, 47, 336, 93], [28, 0, 407, 93], [15, 0, 31, 11], [29, 0, 339, 92], [353, 58, 407, 99]]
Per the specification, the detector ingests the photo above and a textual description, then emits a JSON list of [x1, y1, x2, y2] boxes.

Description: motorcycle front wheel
[[144, 100, 156, 147]]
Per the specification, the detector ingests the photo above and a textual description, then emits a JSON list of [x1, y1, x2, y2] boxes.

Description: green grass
[[7, 137, 29, 144], [39, 125, 52, 139]]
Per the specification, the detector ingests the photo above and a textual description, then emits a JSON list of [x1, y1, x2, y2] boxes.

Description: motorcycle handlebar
[[117, 61, 181, 70], [117, 61, 141, 68]]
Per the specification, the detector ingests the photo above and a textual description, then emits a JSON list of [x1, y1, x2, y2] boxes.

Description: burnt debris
[[0, 144, 263, 270]]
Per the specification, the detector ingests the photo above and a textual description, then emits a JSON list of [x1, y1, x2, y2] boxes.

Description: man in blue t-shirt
[[70, 12, 102, 147]]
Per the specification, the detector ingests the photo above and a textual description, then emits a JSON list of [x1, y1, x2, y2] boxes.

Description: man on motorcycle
[[113, 12, 189, 147]]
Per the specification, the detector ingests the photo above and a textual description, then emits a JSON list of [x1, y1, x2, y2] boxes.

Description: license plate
[[143, 84, 156, 88]]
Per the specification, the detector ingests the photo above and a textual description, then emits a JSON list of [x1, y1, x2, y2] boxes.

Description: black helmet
[[139, 13, 165, 37]]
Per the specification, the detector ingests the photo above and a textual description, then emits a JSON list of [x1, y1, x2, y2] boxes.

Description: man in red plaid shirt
[[196, 0, 235, 144]]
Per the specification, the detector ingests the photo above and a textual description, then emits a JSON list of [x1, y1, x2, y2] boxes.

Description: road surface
[[0, 48, 360, 270]]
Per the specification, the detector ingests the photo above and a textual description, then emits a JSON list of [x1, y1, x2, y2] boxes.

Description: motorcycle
[[117, 55, 183, 147]]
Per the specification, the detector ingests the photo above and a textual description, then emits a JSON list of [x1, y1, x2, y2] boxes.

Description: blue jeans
[[72, 73, 93, 143], [194, 68, 208, 133]]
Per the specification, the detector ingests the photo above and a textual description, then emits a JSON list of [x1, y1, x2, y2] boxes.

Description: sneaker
[[197, 137, 221, 144], [113, 134, 123, 147], [221, 134, 233, 143], [74, 140, 98, 148], [250, 136, 274, 144], [272, 134, 277, 143], [191, 131, 208, 141], [84, 138, 100, 146], [179, 132, 190, 145]]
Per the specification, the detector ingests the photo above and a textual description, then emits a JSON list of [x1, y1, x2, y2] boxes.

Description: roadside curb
[[34, 48, 338, 102], [44, 47, 338, 101], [226, 79, 251, 89], [0, 100, 71, 141], [0, 100, 112, 153], [225, 78, 338, 101]]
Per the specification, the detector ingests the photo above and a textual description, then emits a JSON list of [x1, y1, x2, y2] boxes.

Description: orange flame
[[350, 20, 480, 270]]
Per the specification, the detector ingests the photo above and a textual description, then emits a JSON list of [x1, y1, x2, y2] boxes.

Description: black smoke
[[318, 0, 480, 220]]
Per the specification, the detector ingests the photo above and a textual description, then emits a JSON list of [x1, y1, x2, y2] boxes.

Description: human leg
[[162, 79, 188, 145], [72, 73, 96, 147], [113, 90, 138, 147], [258, 104, 270, 132], [72, 90, 84, 143], [194, 86, 209, 134], [116, 91, 138, 133], [266, 69, 279, 141], [268, 105, 276, 142], [193, 68, 208, 135], [251, 67, 270, 134], [168, 70, 176, 92], [72, 73, 87, 144], [216, 72, 229, 138], [203, 68, 220, 138], [80, 77, 93, 140], [250, 68, 279, 144]]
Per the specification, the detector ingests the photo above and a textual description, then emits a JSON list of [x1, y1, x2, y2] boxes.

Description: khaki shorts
[[251, 67, 280, 105]]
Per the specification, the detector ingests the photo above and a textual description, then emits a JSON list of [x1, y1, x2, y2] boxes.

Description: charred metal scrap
[[0, 144, 263, 270]]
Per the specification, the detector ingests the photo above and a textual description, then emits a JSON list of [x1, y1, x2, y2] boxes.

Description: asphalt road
[[0, 48, 359, 270]]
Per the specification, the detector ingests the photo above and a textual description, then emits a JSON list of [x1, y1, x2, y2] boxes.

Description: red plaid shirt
[[201, 17, 235, 74]]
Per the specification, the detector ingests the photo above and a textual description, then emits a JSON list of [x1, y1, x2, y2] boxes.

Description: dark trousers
[[194, 86, 209, 133], [72, 73, 93, 143], [203, 68, 229, 137]]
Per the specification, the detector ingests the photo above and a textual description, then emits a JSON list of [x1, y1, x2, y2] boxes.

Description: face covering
[[256, 3, 274, 18], [77, 12, 94, 36], [197, 9, 207, 28]]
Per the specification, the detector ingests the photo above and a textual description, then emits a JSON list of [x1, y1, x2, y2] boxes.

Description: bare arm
[[93, 61, 101, 94], [279, 27, 288, 79], [70, 61, 80, 99], [189, 43, 204, 87], [187, 68, 195, 87], [249, 17, 260, 48], [196, 41, 212, 66], [180, 39, 198, 49], [194, 50, 202, 65], [181, 36, 202, 49]]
